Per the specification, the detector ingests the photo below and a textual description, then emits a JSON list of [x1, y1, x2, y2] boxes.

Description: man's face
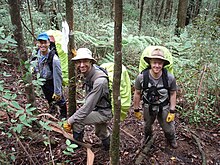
[[75, 59, 92, 74], [37, 40, 50, 55], [150, 58, 164, 74]]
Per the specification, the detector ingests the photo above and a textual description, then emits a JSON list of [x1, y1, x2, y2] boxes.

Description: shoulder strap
[[162, 68, 169, 89], [47, 48, 56, 72], [142, 68, 150, 90]]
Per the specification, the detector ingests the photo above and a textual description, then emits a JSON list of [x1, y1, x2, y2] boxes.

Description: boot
[[102, 136, 110, 151], [59, 104, 67, 119], [165, 133, 178, 149], [168, 138, 178, 149], [73, 131, 84, 149]]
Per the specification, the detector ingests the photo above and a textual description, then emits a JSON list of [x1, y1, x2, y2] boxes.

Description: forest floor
[[0, 57, 220, 165]]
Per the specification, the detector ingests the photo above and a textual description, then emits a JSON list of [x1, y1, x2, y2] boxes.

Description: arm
[[133, 89, 141, 109], [169, 90, 176, 111], [52, 55, 63, 96]]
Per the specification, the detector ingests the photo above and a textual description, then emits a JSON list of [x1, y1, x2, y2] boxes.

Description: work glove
[[134, 109, 143, 120], [63, 121, 72, 133], [166, 109, 176, 122], [52, 93, 62, 101]]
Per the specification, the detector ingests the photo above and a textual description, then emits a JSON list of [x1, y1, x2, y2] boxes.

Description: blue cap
[[37, 32, 49, 41]]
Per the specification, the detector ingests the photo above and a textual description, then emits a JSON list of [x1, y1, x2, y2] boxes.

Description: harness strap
[[84, 67, 112, 110], [142, 68, 170, 115]]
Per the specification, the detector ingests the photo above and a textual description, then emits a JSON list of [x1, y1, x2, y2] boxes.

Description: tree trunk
[[157, 0, 165, 24], [110, 0, 122, 165], [175, 0, 188, 36], [50, 1, 59, 30], [186, 0, 202, 25], [8, 0, 36, 107], [164, 0, 173, 20], [138, 0, 144, 34], [111, 0, 115, 19], [66, 0, 77, 116]]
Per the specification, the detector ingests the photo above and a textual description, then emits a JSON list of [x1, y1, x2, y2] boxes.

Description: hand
[[166, 112, 175, 122], [134, 111, 143, 120], [63, 121, 72, 133], [52, 93, 62, 101]]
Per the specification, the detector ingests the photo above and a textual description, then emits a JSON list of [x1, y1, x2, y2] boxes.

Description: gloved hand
[[134, 109, 142, 120], [52, 93, 62, 101], [166, 110, 175, 122], [63, 121, 72, 133]]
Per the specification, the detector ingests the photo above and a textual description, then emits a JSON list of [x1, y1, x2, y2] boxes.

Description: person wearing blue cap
[[35, 32, 67, 119]]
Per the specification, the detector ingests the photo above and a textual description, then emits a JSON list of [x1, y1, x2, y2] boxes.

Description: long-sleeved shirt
[[36, 49, 63, 96], [68, 65, 112, 124]]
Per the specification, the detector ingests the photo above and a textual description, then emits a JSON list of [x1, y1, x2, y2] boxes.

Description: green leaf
[[3, 93, 11, 99], [63, 150, 72, 156], [66, 139, 71, 145], [3, 71, 11, 77], [11, 101, 22, 109], [19, 114, 26, 122], [15, 109, 24, 118], [14, 124, 23, 133], [25, 104, 32, 109], [66, 147, 74, 152], [69, 144, 78, 148]]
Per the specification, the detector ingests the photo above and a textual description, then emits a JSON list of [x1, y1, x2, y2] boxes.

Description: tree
[[65, 0, 77, 116], [110, 0, 122, 164], [175, 0, 188, 35], [138, 0, 145, 33], [8, 0, 36, 107], [164, 0, 173, 21], [186, 0, 202, 25]]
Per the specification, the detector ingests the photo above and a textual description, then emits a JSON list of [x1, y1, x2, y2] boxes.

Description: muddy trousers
[[41, 80, 67, 117], [143, 104, 176, 141], [73, 111, 111, 141]]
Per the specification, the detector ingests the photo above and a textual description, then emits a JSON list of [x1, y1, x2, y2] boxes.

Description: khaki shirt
[[68, 66, 112, 124]]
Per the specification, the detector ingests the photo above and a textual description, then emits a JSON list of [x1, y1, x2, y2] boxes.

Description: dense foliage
[[0, 0, 219, 163]]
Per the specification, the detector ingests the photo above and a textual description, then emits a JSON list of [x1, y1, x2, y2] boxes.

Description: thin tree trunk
[[175, 0, 188, 36], [164, 0, 173, 20], [27, 0, 35, 42], [66, 0, 76, 116], [157, 0, 165, 24], [8, 0, 36, 107], [138, 0, 144, 34], [51, 1, 59, 30], [110, 0, 122, 164]]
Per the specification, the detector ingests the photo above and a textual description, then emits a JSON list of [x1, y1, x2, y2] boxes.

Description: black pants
[[41, 79, 67, 114]]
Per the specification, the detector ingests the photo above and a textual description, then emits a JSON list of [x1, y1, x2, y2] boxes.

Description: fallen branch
[[120, 128, 139, 143], [38, 113, 94, 165], [191, 133, 206, 165]]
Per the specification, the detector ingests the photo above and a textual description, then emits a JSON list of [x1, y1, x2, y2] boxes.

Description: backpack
[[142, 68, 170, 114], [100, 62, 132, 121]]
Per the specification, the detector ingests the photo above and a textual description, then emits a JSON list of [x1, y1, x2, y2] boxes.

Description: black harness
[[142, 68, 170, 115]]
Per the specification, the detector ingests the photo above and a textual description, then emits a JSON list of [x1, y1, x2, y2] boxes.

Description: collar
[[85, 65, 95, 81]]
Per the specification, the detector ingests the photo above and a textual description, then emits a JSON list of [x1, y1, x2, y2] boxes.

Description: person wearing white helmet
[[133, 48, 178, 149], [63, 48, 112, 150]]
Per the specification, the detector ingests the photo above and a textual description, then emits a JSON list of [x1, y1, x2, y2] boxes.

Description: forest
[[0, 0, 220, 165]]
